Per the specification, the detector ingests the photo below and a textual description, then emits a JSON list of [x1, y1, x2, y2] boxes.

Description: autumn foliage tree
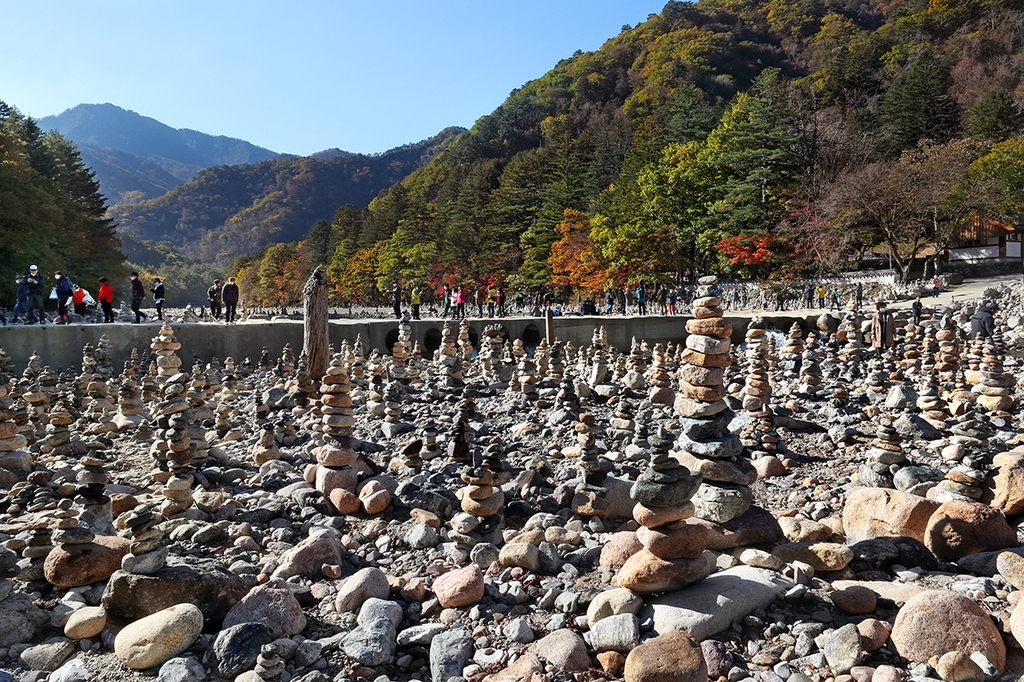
[[548, 209, 610, 294]]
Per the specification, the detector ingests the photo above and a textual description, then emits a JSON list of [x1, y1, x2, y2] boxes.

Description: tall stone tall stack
[[647, 344, 675, 406], [971, 336, 1014, 412], [453, 446, 505, 545], [935, 322, 960, 380], [150, 323, 183, 382], [778, 322, 805, 382], [740, 317, 781, 457], [617, 427, 707, 594], [570, 412, 610, 520], [674, 275, 754, 524], [152, 373, 194, 517], [391, 316, 412, 383], [314, 354, 361, 515]]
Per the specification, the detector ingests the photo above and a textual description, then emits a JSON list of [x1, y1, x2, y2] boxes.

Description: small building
[[946, 215, 1023, 262]]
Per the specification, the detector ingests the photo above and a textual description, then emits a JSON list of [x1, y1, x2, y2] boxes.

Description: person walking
[[410, 285, 422, 320], [496, 287, 506, 318], [441, 285, 451, 318], [816, 285, 825, 309], [911, 296, 923, 326], [804, 285, 814, 309], [222, 277, 240, 323], [130, 272, 147, 323], [11, 275, 31, 324], [636, 284, 647, 316], [53, 270, 73, 324], [391, 281, 402, 319], [667, 288, 678, 315], [24, 265, 46, 325], [208, 280, 223, 320], [855, 282, 864, 309], [98, 277, 114, 323], [932, 277, 941, 298], [151, 277, 166, 321]]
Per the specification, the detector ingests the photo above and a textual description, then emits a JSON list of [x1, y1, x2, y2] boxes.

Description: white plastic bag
[[49, 287, 57, 300]]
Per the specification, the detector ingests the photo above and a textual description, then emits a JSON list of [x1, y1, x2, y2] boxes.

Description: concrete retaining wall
[[0, 312, 819, 375]]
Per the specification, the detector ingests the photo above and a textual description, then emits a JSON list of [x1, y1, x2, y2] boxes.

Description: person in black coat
[[129, 272, 147, 323], [208, 280, 223, 320], [23, 265, 45, 325], [151, 277, 165, 321], [970, 302, 996, 339], [222, 277, 240, 323]]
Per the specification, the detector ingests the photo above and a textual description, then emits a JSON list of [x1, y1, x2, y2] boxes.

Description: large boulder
[[221, 579, 306, 638], [890, 590, 1005, 673], [270, 528, 344, 580], [624, 631, 707, 682], [0, 593, 49, 647], [102, 566, 247, 630], [114, 603, 204, 670], [43, 534, 130, 587], [842, 487, 940, 543], [923, 500, 1016, 560]]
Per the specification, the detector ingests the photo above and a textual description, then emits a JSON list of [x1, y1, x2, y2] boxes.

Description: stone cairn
[[675, 275, 755, 524], [617, 426, 706, 594], [740, 317, 781, 457], [76, 447, 112, 532], [152, 373, 194, 517], [570, 411, 609, 520], [252, 423, 281, 465], [121, 503, 167, 574], [859, 415, 905, 488], [453, 445, 505, 545], [647, 344, 675, 406], [151, 323, 183, 382], [314, 353, 360, 515], [778, 322, 805, 383], [0, 376, 29, 478], [972, 335, 1014, 412], [797, 332, 824, 398]]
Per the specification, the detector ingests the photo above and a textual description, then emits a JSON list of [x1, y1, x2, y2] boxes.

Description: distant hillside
[[111, 127, 466, 267], [39, 103, 280, 202]]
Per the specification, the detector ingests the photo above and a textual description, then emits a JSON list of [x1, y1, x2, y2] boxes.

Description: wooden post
[[303, 266, 329, 380], [545, 308, 555, 344]]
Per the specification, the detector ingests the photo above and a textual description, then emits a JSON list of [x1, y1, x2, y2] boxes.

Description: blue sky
[[1, 1, 668, 156]]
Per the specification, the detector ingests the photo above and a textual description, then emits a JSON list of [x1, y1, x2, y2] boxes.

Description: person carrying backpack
[[54, 270, 73, 324]]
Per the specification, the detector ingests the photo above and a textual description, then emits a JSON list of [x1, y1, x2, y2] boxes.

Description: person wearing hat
[[871, 299, 895, 351], [22, 265, 45, 325], [98, 277, 114, 323]]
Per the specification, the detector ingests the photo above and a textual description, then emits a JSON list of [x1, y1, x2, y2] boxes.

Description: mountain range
[[39, 103, 281, 203]]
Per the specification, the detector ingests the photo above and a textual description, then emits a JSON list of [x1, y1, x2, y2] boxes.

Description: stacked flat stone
[[838, 314, 867, 362], [391, 316, 412, 382], [617, 427, 706, 594], [258, 348, 273, 371], [152, 373, 194, 516], [933, 464, 986, 503], [408, 343, 426, 389], [436, 322, 463, 386], [252, 423, 281, 465], [949, 367, 978, 416], [121, 504, 167, 574], [76, 448, 112, 531], [627, 338, 648, 375], [20, 522, 54, 576], [279, 344, 296, 375], [43, 395, 76, 455], [51, 497, 94, 551], [0, 383, 29, 477], [740, 318, 781, 457], [673, 275, 752, 524], [446, 418, 472, 465], [546, 342, 565, 381], [420, 426, 442, 462], [570, 412, 609, 519], [863, 355, 890, 398], [971, 337, 1014, 412], [647, 344, 675, 406], [114, 379, 144, 431], [481, 324, 506, 383], [458, 319, 474, 364], [289, 354, 316, 418], [563, 340, 578, 365], [254, 644, 285, 680], [921, 327, 939, 374], [534, 339, 549, 377], [21, 381, 46, 445], [797, 332, 823, 398], [900, 324, 923, 377], [916, 374, 949, 421], [778, 322, 805, 379], [365, 354, 386, 417], [859, 415, 905, 488], [514, 342, 540, 399], [0, 349, 12, 375], [381, 381, 407, 437], [150, 323, 183, 382], [22, 351, 43, 381], [454, 446, 505, 543], [95, 334, 115, 379], [314, 354, 360, 513]]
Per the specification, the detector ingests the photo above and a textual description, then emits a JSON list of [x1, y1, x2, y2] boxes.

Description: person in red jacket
[[98, 277, 114, 323], [72, 284, 87, 317]]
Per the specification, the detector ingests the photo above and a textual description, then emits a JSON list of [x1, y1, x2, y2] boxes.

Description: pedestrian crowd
[[2, 267, 245, 326]]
